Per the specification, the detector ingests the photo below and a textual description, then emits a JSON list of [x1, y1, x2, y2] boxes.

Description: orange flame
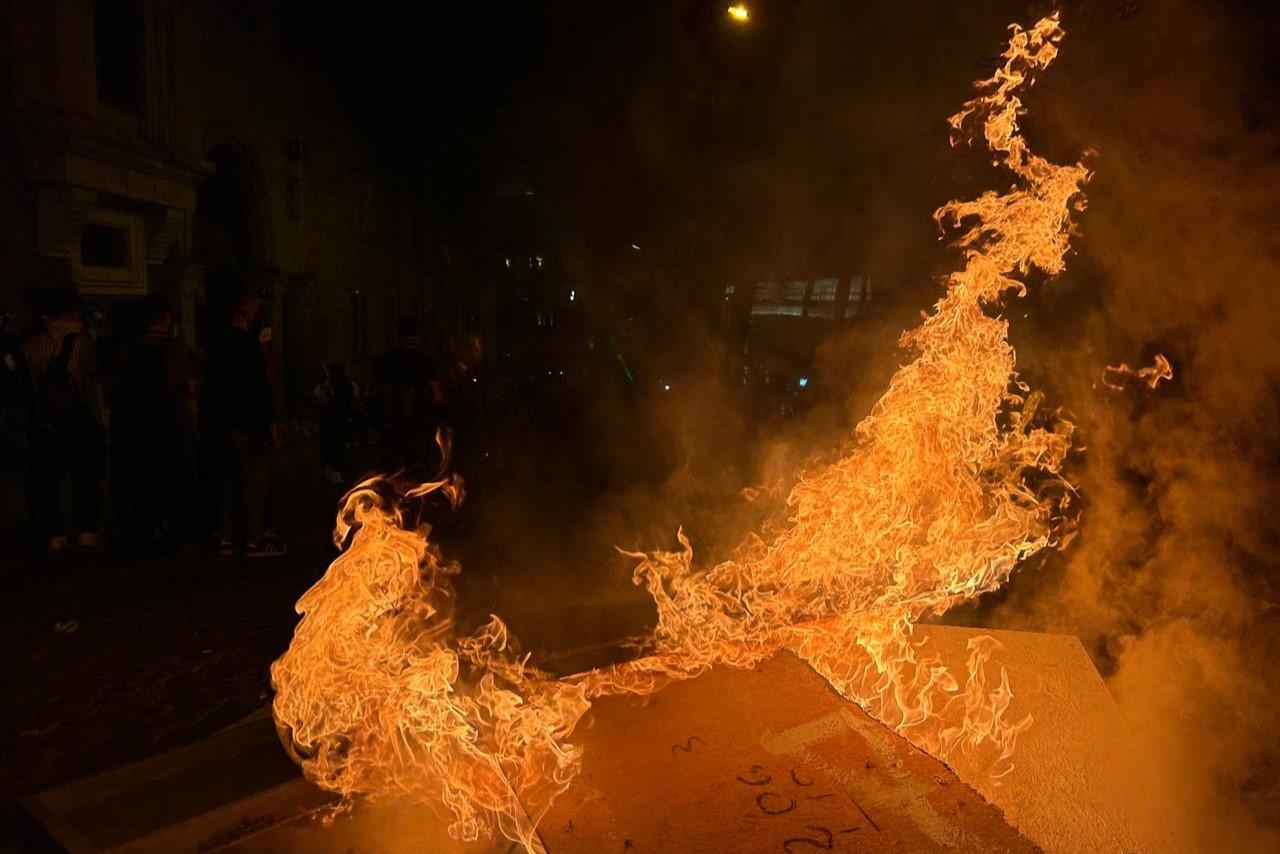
[[1103, 353, 1174, 390], [272, 14, 1087, 851]]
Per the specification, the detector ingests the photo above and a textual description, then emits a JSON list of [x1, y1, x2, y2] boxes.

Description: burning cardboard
[[26, 625, 1165, 852], [540, 651, 1037, 853]]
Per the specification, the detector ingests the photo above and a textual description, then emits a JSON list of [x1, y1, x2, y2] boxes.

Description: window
[[80, 224, 130, 268], [754, 281, 780, 303], [807, 278, 839, 318], [751, 280, 804, 317], [845, 276, 865, 317], [94, 0, 146, 116], [75, 210, 146, 295]]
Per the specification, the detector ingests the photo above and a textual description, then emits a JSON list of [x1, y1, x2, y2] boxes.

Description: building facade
[[0, 0, 433, 406]]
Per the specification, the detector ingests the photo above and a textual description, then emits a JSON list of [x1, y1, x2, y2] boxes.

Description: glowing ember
[[271, 13, 1088, 852], [1103, 353, 1174, 390]]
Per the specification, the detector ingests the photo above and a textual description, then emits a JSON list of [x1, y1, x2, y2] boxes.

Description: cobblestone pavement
[[0, 433, 659, 843], [0, 446, 344, 810], [0, 414, 712, 854]]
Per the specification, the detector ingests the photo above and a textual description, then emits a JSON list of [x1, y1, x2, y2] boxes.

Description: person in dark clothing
[[97, 301, 143, 543], [311, 362, 361, 484], [114, 298, 198, 550], [0, 306, 28, 491], [205, 281, 286, 557], [369, 316, 445, 476], [22, 288, 105, 551]]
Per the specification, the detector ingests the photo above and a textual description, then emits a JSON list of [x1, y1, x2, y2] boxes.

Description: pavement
[[0, 424, 666, 848], [0, 440, 344, 812]]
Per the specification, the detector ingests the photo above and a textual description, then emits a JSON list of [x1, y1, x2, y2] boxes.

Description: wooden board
[[917, 625, 1167, 854], [25, 626, 1157, 853], [540, 652, 1038, 853]]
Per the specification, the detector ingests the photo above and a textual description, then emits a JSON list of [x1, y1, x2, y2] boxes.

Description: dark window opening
[[94, 0, 145, 115], [80, 224, 130, 268]]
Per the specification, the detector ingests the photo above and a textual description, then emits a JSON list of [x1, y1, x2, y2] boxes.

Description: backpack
[[39, 333, 83, 426]]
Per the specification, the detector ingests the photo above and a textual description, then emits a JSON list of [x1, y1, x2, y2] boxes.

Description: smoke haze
[[435, 2, 1280, 846]]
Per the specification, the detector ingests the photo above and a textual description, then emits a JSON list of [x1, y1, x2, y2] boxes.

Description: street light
[[727, 4, 750, 24]]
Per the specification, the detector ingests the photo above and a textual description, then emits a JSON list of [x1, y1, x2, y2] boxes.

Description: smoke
[[440, 2, 1280, 844], [982, 1, 1280, 848], [512, 2, 995, 593]]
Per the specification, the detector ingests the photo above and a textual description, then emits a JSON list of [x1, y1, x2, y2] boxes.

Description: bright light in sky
[[727, 4, 750, 24], [798, 377, 810, 389]]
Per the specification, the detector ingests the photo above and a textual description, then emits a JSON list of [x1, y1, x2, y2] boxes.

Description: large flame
[[271, 14, 1088, 853]]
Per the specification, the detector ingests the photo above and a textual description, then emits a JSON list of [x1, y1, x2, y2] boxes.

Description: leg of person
[[106, 426, 131, 547], [70, 420, 105, 546], [320, 420, 344, 483], [242, 441, 284, 557], [134, 473, 178, 549], [197, 434, 222, 544], [216, 432, 241, 555], [128, 475, 152, 547], [169, 472, 196, 547], [242, 442, 266, 544], [31, 429, 69, 549]]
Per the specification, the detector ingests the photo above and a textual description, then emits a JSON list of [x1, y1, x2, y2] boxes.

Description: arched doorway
[[193, 144, 262, 336]]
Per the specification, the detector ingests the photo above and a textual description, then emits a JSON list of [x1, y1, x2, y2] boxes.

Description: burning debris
[[271, 13, 1091, 853], [1102, 354, 1174, 391], [542, 653, 1040, 854]]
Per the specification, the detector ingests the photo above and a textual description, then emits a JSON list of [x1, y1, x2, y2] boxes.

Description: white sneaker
[[244, 540, 288, 558]]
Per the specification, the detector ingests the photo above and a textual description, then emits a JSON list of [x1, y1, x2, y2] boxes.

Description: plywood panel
[[540, 652, 1037, 853]]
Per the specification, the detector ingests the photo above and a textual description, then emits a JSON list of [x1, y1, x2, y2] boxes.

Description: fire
[[271, 454, 591, 850], [271, 14, 1088, 852], [727, 4, 750, 24], [1103, 353, 1174, 390]]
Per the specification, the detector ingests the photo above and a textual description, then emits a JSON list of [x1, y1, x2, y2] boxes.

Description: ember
[[1103, 354, 1174, 390], [271, 13, 1089, 852]]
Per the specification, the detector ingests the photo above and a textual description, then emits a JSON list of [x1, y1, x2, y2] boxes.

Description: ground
[[0, 427, 665, 846], [0, 443, 341, 833]]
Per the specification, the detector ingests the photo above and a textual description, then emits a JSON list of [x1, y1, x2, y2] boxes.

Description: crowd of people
[[309, 315, 453, 484], [0, 273, 457, 557]]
